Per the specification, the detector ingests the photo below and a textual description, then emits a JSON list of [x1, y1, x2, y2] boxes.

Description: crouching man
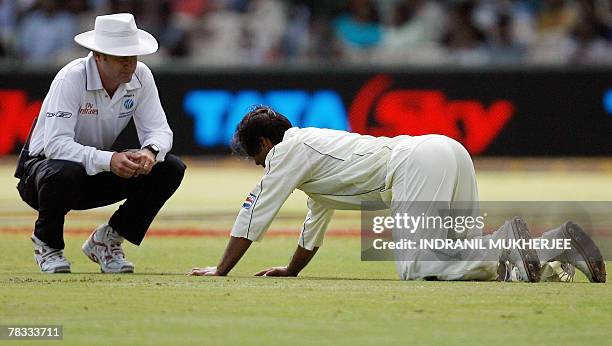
[[189, 106, 605, 283], [15, 14, 186, 273]]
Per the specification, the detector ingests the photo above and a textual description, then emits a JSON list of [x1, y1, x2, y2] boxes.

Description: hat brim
[[74, 29, 158, 56]]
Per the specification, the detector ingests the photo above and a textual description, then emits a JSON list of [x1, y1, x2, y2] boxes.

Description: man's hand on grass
[[188, 266, 223, 276], [254, 266, 296, 277]]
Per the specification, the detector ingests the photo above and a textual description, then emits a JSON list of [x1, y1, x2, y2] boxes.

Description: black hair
[[231, 105, 292, 157]]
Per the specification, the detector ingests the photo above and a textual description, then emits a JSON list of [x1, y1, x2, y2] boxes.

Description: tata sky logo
[[604, 89, 612, 115], [349, 75, 514, 155], [123, 98, 134, 110], [184, 90, 348, 147]]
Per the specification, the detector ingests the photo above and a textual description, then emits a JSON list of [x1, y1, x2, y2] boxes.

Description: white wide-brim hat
[[74, 13, 158, 56]]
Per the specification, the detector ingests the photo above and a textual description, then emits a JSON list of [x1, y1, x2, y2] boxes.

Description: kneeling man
[[190, 106, 605, 283]]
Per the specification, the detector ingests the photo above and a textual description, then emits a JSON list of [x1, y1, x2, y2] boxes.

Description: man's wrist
[[142, 144, 160, 159], [285, 266, 299, 276], [101, 150, 116, 172], [215, 266, 229, 276]]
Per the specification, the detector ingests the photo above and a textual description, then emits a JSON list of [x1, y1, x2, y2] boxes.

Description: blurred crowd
[[1, 0, 611, 67]]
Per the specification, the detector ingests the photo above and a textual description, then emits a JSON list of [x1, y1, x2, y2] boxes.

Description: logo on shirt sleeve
[[242, 193, 257, 209], [46, 110, 72, 118]]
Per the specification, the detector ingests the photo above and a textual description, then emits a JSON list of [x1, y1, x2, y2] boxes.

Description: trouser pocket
[[17, 175, 38, 210], [16, 157, 43, 210]]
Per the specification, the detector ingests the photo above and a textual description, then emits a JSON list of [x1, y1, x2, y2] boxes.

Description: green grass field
[[1, 158, 611, 345]]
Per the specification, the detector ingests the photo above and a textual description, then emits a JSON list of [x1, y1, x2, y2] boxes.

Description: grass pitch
[[1, 158, 612, 345], [2, 235, 611, 345]]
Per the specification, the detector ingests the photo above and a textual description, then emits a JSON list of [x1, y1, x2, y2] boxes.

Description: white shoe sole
[[40, 266, 71, 274]]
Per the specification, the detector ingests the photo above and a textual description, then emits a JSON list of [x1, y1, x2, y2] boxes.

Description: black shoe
[[497, 218, 541, 283], [553, 221, 606, 283]]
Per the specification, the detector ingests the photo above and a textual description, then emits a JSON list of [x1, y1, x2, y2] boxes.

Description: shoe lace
[[499, 260, 511, 281], [108, 239, 125, 260], [499, 260, 524, 282], [43, 249, 66, 263], [559, 262, 575, 282], [498, 260, 522, 281], [508, 264, 522, 281], [101, 228, 126, 261]]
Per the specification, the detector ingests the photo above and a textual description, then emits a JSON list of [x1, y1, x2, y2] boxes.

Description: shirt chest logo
[[124, 98, 134, 110], [79, 102, 98, 116], [119, 95, 136, 118]]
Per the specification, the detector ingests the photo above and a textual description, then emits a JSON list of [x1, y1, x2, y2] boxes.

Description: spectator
[[0, 0, 17, 57], [306, 14, 344, 63], [487, 13, 527, 64], [568, 0, 612, 64], [332, 0, 383, 61], [17, 0, 79, 64], [529, 0, 579, 63], [377, 0, 447, 65], [383, 0, 445, 48], [66, 0, 95, 38], [0, 0, 609, 67], [189, 1, 243, 65], [158, 0, 194, 57], [277, 3, 311, 61], [242, 0, 286, 63], [442, 1, 489, 65]]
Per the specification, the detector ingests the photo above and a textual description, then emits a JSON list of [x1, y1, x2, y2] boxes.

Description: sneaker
[[498, 261, 572, 282], [551, 221, 606, 283], [497, 260, 521, 282], [31, 234, 71, 273], [540, 261, 575, 282], [496, 218, 541, 282], [81, 224, 134, 273]]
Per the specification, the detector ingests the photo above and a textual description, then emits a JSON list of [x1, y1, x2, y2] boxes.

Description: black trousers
[[16, 154, 186, 249]]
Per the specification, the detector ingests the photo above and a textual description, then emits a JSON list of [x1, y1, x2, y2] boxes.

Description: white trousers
[[387, 135, 500, 280]]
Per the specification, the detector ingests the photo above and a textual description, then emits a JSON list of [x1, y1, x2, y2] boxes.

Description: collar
[[85, 52, 142, 92], [125, 69, 142, 91], [85, 52, 103, 91], [282, 127, 300, 142]]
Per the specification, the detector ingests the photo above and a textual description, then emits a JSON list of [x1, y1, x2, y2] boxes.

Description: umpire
[[14, 13, 186, 273]]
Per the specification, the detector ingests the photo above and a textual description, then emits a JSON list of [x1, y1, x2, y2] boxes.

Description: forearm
[[216, 236, 253, 275], [286, 245, 319, 276], [45, 139, 114, 175]]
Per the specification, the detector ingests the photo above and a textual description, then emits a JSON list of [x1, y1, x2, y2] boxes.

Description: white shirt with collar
[[231, 127, 426, 250], [29, 52, 173, 175]]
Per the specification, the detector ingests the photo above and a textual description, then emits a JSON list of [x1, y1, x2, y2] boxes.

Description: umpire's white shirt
[[28, 52, 173, 175], [231, 127, 432, 250]]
